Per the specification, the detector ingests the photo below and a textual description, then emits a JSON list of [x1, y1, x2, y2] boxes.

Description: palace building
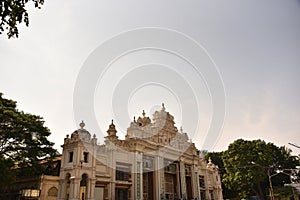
[[57, 104, 223, 200]]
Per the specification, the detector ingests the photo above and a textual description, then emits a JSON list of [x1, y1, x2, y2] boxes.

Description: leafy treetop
[[0, 92, 58, 187], [222, 139, 298, 199], [0, 0, 44, 38]]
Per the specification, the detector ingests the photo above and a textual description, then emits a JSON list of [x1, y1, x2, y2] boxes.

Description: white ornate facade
[[58, 104, 223, 200]]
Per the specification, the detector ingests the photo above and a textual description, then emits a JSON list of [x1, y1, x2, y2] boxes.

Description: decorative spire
[[207, 157, 215, 168], [109, 120, 116, 129], [79, 120, 85, 129], [162, 103, 165, 111], [107, 119, 117, 136], [92, 133, 97, 145], [133, 116, 136, 122], [180, 126, 183, 133], [142, 110, 145, 117]]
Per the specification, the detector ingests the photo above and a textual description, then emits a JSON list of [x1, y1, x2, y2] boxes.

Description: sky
[[0, 0, 300, 155]]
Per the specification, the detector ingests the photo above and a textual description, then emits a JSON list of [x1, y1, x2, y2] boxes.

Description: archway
[[48, 186, 58, 197], [80, 174, 88, 200]]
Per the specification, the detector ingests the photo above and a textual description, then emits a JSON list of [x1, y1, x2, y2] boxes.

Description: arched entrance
[[80, 174, 88, 200]]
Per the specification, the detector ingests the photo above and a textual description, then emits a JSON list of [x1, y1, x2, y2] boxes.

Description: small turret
[[92, 134, 97, 145], [105, 120, 118, 142], [136, 110, 151, 127]]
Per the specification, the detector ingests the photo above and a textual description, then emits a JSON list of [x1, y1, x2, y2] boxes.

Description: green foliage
[[273, 186, 294, 199], [0, 92, 58, 184], [0, 0, 44, 38], [222, 139, 298, 199]]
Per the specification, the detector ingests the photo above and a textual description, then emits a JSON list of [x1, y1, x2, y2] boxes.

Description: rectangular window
[[164, 163, 176, 173], [163, 159, 176, 173], [199, 176, 205, 188], [116, 167, 130, 181], [185, 165, 191, 175], [83, 152, 89, 163], [69, 152, 73, 163]]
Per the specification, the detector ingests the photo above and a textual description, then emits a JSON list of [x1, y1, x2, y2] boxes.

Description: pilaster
[[70, 177, 81, 200], [192, 164, 200, 199], [155, 155, 164, 199], [57, 179, 64, 200], [179, 161, 187, 199], [135, 152, 143, 200], [88, 178, 96, 200]]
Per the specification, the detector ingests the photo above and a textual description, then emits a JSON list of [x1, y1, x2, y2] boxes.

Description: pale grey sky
[[1, 0, 300, 155]]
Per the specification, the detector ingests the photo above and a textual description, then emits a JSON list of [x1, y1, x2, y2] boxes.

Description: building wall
[[58, 107, 223, 200], [39, 175, 59, 200]]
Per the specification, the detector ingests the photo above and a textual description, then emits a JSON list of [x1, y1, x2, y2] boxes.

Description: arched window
[[80, 174, 88, 186], [48, 187, 58, 197], [66, 173, 71, 184]]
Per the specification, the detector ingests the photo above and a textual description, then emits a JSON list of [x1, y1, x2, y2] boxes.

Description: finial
[[79, 120, 85, 129], [208, 157, 212, 163], [111, 119, 114, 124], [133, 116, 136, 122], [162, 103, 165, 111], [142, 110, 145, 117], [180, 126, 183, 133], [93, 134, 96, 138]]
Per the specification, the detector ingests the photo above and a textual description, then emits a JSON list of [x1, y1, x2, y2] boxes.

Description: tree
[[0, 92, 58, 186], [222, 139, 298, 199], [0, 0, 44, 38], [0, 154, 15, 188]]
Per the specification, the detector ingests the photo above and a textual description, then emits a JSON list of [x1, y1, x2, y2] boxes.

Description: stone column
[[176, 162, 182, 199], [204, 170, 210, 200], [75, 178, 81, 200], [192, 164, 200, 199], [69, 177, 80, 200], [88, 141, 97, 200], [107, 183, 112, 200], [134, 152, 143, 200], [136, 152, 144, 200], [179, 161, 187, 199], [88, 178, 96, 200], [110, 182, 115, 199], [111, 151, 115, 200], [155, 155, 164, 200], [57, 179, 64, 200], [136, 162, 142, 200], [69, 178, 74, 200]]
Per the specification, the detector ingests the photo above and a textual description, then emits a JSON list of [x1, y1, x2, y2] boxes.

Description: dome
[[72, 120, 91, 141]]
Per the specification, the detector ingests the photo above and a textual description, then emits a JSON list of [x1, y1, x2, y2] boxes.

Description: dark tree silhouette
[[0, 92, 58, 188]]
